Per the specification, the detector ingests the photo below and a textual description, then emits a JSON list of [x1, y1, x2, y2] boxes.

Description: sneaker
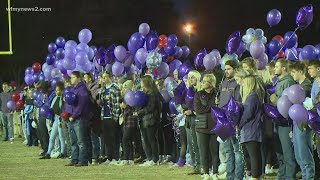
[[23, 140, 27, 145], [128, 160, 134, 165], [109, 159, 118, 165], [202, 174, 210, 180], [218, 172, 226, 179], [51, 152, 60, 159], [218, 163, 227, 174], [211, 173, 219, 180], [91, 159, 98, 165], [117, 160, 128, 166], [58, 154, 68, 159], [40, 154, 51, 159], [103, 159, 111, 165], [265, 166, 273, 174], [10, 138, 14, 144], [139, 160, 156, 166]]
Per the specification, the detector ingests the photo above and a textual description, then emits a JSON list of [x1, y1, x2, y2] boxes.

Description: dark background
[[0, 0, 320, 85]]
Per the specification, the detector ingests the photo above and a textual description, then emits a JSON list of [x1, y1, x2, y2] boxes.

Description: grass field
[[0, 139, 202, 180]]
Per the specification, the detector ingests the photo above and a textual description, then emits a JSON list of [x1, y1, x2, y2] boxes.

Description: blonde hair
[[242, 57, 258, 75], [234, 68, 250, 79], [187, 70, 201, 92], [201, 74, 216, 90], [240, 75, 263, 103], [123, 80, 133, 91]]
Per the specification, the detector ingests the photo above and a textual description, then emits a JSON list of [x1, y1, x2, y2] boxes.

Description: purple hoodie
[[71, 81, 90, 120]]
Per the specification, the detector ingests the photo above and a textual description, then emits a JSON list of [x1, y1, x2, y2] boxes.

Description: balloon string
[[277, 27, 299, 54]]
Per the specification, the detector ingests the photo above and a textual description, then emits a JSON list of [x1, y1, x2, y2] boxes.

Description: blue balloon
[[167, 34, 178, 45], [64, 92, 77, 105], [284, 31, 298, 49], [55, 36, 66, 48], [146, 30, 158, 51], [268, 39, 282, 57], [165, 42, 176, 56]]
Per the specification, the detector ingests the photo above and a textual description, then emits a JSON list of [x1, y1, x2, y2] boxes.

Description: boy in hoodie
[[0, 82, 13, 142], [66, 71, 90, 167], [270, 59, 296, 180]]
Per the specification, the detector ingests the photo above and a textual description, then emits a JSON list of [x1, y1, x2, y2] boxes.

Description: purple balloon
[[63, 58, 76, 70], [158, 48, 168, 62], [268, 39, 282, 57], [174, 81, 186, 105], [65, 40, 77, 49], [123, 54, 134, 67], [160, 89, 171, 103], [45, 54, 56, 65], [284, 31, 298, 49], [38, 74, 45, 81], [114, 45, 127, 61], [277, 95, 293, 118], [112, 61, 124, 77], [24, 74, 34, 86], [51, 77, 62, 89], [267, 9, 282, 27], [185, 87, 195, 111], [169, 98, 177, 114], [55, 36, 66, 48], [135, 48, 148, 64], [75, 52, 89, 66], [64, 47, 77, 60], [203, 53, 217, 71], [285, 48, 298, 60], [257, 53, 268, 70], [87, 48, 95, 60], [127, 32, 145, 55], [105, 44, 116, 64], [282, 88, 289, 97], [178, 62, 194, 80], [308, 110, 318, 122], [76, 43, 90, 54], [78, 29, 92, 44], [224, 97, 242, 125], [40, 105, 52, 119], [157, 62, 169, 78], [146, 30, 158, 51], [64, 92, 77, 105], [139, 23, 150, 36], [301, 45, 317, 60], [210, 106, 235, 141], [55, 48, 65, 59], [181, 46, 190, 59], [250, 41, 265, 59], [25, 67, 34, 75], [266, 85, 276, 94], [263, 103, 284, 123], [90, 46, 98, 55], [287, 84, 306, 104], [289, 104, 308, 123], [134, 91, 147, 107], [95, 54, 106, 67], [124, 90, 135, 107], [194, 49, 207, 71], [169, 59, 182, 73], [226, 31, 241, 55], [167, 34, 178, 46], [48, 43, 57, 54], [165, 42, 176, 56], [32, 73, 40, 83], [236, 41, 246, 56], [6, 100, 16, 110], [296, 4, 313, 30], [174, 46, 183, 59]]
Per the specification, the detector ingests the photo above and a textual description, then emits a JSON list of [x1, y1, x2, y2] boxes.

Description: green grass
[[0, 139, 199, 180]]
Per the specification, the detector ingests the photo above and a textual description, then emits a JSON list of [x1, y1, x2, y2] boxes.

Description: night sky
[[0, 0, 319, 84]]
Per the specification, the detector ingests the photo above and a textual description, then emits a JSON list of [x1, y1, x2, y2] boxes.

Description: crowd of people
[[1, 57, 320, 180]]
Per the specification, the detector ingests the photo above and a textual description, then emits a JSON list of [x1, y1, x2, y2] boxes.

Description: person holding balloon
[[289, 62, 315, 179], [24, 88, 38, 146], [216, 60, 243, 180], [0, 82, 14, 142], [270, 59, 297, 180], [181, 70, 201, 175], [66, 71, 90, 167], [237, 74, 264, 180], [193, 73, 219, 180], [133, 75, 161, 166]]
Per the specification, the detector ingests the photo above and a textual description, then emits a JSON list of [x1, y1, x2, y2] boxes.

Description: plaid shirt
[[109, 83, 121, 121], [123, 104, 137, 128]]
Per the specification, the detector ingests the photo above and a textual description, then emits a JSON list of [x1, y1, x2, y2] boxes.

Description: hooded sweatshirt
[[71, 81, 90, 120], [218, 78, 241, 108], [275, 74, 295, 98]]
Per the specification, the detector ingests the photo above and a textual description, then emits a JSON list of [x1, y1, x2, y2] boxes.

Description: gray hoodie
[[0, 92, 12, 113], [218, 78, 241, 108]]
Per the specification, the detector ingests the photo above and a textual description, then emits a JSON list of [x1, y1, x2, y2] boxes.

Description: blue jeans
[[47, 116, 66, 155], [274, 125, 297, 180], [293, 126, 315, 179], [1, 113, 14, 140], [68, 118, 89, 165], [224, 136, 244, 180], [91, 130, 100, 160]]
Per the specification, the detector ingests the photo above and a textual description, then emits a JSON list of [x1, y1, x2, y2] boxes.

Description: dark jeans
[[68, 119, 89, 165], [274, 124, 297, 180], [27, 119, 38, 146], [178, 126, 187, 160], [134, 125, 144, 158], [37, 117, 49, 152], [122, 127, 136, 160], [196, 132, 219, 174], [103, 120, 120, 161], [141, 125, 159, 163], [242, 141, 262, 178]]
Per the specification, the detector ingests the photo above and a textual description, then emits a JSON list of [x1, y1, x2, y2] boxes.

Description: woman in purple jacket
[[236, 74, 264, 180]]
